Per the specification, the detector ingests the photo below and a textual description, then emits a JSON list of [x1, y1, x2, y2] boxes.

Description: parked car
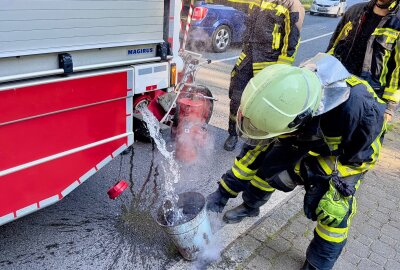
[[184, 2, 247, 53], [309, 0, 346, 17]]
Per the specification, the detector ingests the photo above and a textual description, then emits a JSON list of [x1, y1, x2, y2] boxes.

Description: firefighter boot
[[224, 135, 238, 151], [301, 260, 317, 270], [223, 203, 260, 224], [206, 189, 229, 213]]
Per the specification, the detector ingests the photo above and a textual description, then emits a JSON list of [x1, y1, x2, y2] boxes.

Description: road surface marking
[[210, 32, 334, 63], [301, 32, 334, 44]]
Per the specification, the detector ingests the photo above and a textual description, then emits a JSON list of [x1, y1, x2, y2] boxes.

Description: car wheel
[[310, 11, 315, 15], [211, 25, 231, 53]]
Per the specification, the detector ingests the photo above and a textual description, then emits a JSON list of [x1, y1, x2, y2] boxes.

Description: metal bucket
[[156, 192, 212, 260]]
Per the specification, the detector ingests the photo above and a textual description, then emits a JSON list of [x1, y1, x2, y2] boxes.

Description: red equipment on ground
[[175, 93, 209, 163], [107, 180, 129, 200]]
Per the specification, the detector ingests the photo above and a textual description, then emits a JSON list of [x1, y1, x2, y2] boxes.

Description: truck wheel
[[211, 25, 231, 53], [310, 11, 315, 15]]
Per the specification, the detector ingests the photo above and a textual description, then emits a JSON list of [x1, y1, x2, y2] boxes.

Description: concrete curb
[[168, 187, 304, 269]]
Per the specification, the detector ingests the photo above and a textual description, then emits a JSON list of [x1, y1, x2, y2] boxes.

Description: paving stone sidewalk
[[208, 117, 400, 270]]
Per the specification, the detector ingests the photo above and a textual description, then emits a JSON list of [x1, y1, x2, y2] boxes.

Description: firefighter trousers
[[228, 49, 253, 136], [218, 142, 361, 270]]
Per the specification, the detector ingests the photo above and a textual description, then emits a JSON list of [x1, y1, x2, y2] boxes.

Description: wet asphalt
[[0, 5, 362, 269]]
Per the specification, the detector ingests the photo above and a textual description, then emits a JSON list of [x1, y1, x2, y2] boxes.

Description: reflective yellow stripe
[[236, 52, 246, 66], [294, 161, 301, 175], [234, 159, 257, 175], [347, 196, 357, 228], [228, 0, 261, 8], [236, 144, 269, 169], [272, 24, 281, 50], [282, 8, 291, 57], [328, 21, 353, 55], [292, 37, 301, 59], [317, 156, 333, 175], [232, 167, 253, 180], [325, 136, 342, 143], [315, 222, 348, 243], [345, 75, 362, 87], [251, 175, 276, 192], [346, 76, 386, 104], [308, 151, 320, 156], [380, 48, 391, 87], [253, 62, 278, 74], [220, 179, 239, 196], [253, 61, 277, 67], [372, 28, 400, 41], [277, 55, 294, 65], [385, 40, 400, 103], [325, 136, 342, 152]]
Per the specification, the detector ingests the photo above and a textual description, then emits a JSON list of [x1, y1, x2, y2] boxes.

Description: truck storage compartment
[[0, 0, 166, 80], [0, 69, 134, 225]]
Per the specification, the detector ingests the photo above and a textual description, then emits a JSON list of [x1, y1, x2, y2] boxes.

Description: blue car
[[186, 2, 247, 53]]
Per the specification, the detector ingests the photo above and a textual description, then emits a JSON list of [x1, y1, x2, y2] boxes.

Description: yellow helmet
[[237, 64, 322, 145]]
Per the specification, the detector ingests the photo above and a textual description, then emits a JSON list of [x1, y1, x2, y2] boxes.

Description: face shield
[[236, 109, 276, 146]]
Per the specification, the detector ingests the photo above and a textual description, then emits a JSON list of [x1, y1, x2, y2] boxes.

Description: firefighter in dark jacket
[[327, 0, 400, 122], [223, 0, 305, 151], [207, 53, 386, 269]]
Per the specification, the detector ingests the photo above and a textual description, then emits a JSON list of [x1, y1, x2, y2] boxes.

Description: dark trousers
[[228, 49, 254, 136]]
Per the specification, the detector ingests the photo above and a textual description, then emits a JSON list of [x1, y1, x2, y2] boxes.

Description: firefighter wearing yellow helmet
[[207, 54, 387, 270]]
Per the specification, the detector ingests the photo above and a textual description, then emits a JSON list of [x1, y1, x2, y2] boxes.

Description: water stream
[[137, 105, 183, 225]]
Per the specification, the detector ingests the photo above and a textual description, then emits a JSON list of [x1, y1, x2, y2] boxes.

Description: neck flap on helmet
[[300, 53, 351, 116]]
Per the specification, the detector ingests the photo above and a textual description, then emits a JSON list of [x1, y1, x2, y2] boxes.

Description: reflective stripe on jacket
[[327, 2, 400, 113]]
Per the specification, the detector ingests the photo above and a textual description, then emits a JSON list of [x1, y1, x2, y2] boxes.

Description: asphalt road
[[0, 2, 364, 269]]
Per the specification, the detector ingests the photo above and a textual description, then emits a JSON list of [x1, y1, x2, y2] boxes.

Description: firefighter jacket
[[327, 1, 400, 115], [287, 76, 387, 179], [228, 0, 305, 66]]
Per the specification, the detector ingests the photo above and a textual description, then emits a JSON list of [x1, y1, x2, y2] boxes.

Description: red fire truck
[[0, 0, 183, 226]]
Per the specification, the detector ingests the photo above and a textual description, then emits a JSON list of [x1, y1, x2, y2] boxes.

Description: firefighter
[[207, 53, 386, 270], [327, 0, 400, 123], [223, 0, 305, 151]]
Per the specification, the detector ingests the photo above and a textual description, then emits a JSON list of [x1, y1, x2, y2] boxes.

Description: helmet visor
[[236, 109, 275, 146]]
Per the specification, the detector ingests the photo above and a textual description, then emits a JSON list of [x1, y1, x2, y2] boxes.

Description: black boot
[[223, 203, 260, 224], [300, 260, 317, 270], [206, 189, 229, 213], [224, 135, 238, 151]]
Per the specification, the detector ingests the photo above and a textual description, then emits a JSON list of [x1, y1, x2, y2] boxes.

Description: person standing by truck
[[327, 0, 400, 122], [223, 0, 305, 151]]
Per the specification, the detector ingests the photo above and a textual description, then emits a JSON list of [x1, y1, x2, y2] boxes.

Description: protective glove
[[316, 180, 350, 227]]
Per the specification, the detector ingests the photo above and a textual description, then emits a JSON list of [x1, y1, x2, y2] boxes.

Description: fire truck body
[[0, 0, 182, 226]]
